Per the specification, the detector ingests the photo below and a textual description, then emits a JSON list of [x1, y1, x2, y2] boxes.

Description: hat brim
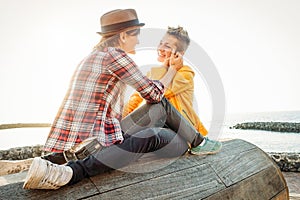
[[97, 23, 145, 36]]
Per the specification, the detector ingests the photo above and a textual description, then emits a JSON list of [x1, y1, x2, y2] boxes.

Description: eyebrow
[[160, 40, 171, 46]]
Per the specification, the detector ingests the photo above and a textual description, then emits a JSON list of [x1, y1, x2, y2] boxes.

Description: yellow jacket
[[123, 65, 208, 136]]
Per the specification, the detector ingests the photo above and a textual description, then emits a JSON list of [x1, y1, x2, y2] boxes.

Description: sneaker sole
[[23, 157, 47, 189]]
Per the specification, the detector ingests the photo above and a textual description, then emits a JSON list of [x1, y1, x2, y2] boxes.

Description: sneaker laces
[[40, 161, 72, 189]]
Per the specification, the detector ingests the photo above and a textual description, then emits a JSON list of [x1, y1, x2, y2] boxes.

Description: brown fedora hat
[[97, 9, 145, 36]]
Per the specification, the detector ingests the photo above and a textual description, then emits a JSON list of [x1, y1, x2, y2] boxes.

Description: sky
[[0, 0, 300, 125]]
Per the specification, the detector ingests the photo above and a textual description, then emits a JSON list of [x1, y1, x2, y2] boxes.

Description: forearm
[[159, 66, 177, 88]]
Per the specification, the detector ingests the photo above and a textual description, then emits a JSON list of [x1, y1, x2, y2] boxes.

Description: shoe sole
[[190, 144, 223, 156], [23, 157, 47, 189]]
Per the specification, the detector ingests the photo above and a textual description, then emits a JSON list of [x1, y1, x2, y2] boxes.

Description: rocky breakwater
[[231, 121, 300, 133], [0, 145, 43, 160], [269, 152, 300, 172], [0, 123, 50, 160]]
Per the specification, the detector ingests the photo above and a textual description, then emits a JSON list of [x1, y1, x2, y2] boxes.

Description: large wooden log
[[0, 139, 289, 199]]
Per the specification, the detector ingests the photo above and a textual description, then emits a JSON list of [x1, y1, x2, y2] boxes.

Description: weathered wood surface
[[0, 139, 289, 200], [282, 172, 300, 200]]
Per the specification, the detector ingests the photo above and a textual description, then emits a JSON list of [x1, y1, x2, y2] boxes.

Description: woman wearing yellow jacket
[[123, 26, 208, 136]]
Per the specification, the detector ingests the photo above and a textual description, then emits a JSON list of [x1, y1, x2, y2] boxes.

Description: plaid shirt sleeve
[[44, 48, 165, 152], [105, 48, 165, 103]]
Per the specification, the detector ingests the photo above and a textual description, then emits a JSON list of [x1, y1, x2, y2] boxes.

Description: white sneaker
[[23, 157, 73, 190]]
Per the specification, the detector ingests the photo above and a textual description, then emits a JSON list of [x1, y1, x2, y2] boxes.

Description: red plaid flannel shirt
[[44, 47, 164, 152]]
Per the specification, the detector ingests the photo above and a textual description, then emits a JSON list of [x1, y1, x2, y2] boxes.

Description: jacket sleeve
[[106, 49, 164, 104]]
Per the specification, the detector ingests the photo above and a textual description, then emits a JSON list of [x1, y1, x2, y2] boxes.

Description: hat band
[[101, 19, 141, 33]]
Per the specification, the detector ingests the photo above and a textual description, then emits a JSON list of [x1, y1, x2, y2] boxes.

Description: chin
[[127, 50, 136, 54], [157, 56, 164, 63]]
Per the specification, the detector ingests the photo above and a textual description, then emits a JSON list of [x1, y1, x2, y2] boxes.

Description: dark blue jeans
[[67, 98, 204, 185]]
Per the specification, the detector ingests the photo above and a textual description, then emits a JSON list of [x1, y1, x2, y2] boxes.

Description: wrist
[[169, 65, 177, 72], [169, 64, 179, 71]]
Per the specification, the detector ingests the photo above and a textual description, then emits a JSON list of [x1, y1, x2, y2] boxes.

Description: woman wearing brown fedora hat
[[23, 9, 221, 190]]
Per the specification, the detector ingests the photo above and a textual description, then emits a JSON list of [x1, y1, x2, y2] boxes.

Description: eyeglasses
[[126, 29, 140, 36]]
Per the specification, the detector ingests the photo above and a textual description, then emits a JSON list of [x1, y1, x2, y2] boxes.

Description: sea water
[[220, 110, 300, 153], [0, 127, 50, 150], [0, 111, 300, 152]]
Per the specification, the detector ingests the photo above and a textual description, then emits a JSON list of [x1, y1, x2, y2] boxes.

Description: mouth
[[158, 51, 166, 58]]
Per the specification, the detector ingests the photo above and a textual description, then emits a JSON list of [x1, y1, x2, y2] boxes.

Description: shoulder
[[178, 65, 195, 76], [107, 47, 126, 56], [179, 65, 193, 71], [101, 47, 133, 63], [107, 47, 125, 53]]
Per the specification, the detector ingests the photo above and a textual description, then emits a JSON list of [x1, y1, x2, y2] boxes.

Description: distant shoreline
[[0, 123, 51, 130]]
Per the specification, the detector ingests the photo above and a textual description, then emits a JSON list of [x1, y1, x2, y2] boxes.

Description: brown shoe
[[42, 137, 103, 164], [65, 136, 103, 161], [42, 152, 66, 165]]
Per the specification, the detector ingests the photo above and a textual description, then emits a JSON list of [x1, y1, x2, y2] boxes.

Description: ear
[[119, 32, 126, 43]]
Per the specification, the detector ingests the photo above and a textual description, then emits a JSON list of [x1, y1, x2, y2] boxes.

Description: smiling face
[[157, 34, 179, 63]]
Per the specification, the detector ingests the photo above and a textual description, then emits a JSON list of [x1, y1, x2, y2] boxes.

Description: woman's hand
[[169, 51, 183, 71], [159, 51, 183, 88]]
